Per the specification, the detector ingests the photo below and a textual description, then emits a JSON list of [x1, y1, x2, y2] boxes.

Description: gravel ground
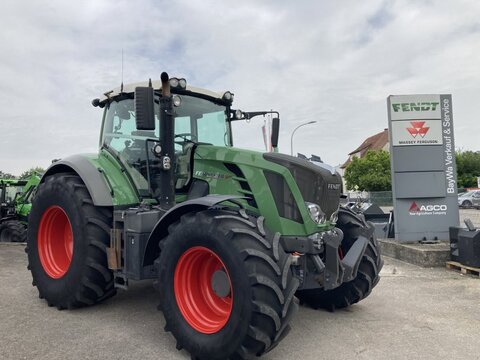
[[1, 244, 480, 360]]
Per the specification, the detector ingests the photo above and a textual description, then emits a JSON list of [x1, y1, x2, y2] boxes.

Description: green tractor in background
[[26, 73, 382, 359], [0, 174, 40, 242]]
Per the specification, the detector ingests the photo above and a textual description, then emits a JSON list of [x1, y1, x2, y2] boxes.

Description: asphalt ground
[[1, 244, 480, 360]]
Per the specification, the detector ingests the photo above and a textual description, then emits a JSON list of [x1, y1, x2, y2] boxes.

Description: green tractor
[[0, 174, 40, 242], [27, 73, 382, 359]]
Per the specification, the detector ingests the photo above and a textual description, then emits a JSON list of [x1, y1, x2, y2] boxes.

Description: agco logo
[[406, 121, 429, 138], [409, 202, 447, 215], [392, 102, 439, 112]]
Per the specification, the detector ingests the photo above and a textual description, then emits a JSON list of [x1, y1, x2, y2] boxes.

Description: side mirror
[[271, 117, 280, 148], [134, 87, 155, 130]]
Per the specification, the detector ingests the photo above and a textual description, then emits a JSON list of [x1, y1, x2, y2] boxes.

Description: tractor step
[[113, 273, 129, 290]]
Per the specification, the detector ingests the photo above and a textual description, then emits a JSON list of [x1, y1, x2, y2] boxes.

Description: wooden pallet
[[446, 261, 480, 278]]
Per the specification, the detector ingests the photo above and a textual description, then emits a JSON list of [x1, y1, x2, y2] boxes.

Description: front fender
[[42, 152, 140, 207], [142, 194, 245, 266], [42, 155, 114, 206]]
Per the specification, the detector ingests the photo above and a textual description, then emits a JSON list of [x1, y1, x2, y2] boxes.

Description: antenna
[[120, 48, 124, 93]]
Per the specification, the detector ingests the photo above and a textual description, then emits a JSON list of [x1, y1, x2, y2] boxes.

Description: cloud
[[1, 0, 479, 175]]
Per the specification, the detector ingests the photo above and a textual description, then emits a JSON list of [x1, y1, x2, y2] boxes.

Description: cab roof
[[100, 79, 226, 103]]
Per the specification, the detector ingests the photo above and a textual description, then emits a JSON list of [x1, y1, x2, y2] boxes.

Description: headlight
[[330, 209, 338, 223], [169, 77, 179, 88], [235, 109, 244, 119], [173, 95, 182, 107], [223, 91, 234, 102], [306, 202, 326, 224]]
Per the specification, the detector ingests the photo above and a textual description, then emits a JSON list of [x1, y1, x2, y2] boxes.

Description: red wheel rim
[[38, 206, 73, 279], [174, 246, 233, 334]]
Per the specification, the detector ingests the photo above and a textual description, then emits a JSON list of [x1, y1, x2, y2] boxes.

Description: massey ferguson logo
[[395, 120, 441, 145], [409, 201, 447, 216], [406, 121, 429, 138]]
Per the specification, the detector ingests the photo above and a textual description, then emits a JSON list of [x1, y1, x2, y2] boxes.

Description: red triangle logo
[[409, 202, 420, 212]]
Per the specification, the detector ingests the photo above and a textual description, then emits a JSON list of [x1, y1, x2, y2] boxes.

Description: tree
[[19, 167, 45, 180], [456, 150, 480, 188], [344, 150, 391, 191], [0, 170, 16, 179]]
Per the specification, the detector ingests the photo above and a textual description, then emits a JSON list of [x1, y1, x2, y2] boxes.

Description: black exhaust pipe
[[158, 72, 175, 210]]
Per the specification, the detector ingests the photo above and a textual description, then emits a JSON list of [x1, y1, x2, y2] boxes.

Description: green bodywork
[[191, 146, 327, 236], [69, 145, 331, 236], [83, 150, 141, 206]]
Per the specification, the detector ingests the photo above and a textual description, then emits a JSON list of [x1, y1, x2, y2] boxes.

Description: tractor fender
[[143, 194, 245, 266], [41, 155, 113, 207]]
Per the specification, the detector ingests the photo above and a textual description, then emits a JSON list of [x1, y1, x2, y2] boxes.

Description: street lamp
[[290, 120, 317, 156]]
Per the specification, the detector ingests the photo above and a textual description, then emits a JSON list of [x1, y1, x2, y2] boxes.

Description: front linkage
[[282, 218, 368, 292]]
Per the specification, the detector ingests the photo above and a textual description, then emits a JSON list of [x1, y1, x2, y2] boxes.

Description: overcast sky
[[1, 0, 479, 175]]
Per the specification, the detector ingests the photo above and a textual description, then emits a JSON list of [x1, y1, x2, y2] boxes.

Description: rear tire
[[26, 173, 115, 309], [158, 209, 299, 360], [0, 220, 27, 242], [296, 207, 383, 311]]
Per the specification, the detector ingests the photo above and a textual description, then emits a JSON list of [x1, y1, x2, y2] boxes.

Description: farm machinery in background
[[0, 173, 41, 242]]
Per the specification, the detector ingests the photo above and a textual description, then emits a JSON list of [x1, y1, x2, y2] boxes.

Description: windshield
[[459, 191, 474, 197], [101, 94, 230, 196]]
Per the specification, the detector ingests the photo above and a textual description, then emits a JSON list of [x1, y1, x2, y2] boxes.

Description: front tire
[[0, 220, 27, 242], [26, 173, 115, 309], [296, 207, 383, 311], [158, 209, 299, 360]]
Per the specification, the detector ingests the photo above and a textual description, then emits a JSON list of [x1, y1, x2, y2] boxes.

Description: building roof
[[341, 129, 389, 169]]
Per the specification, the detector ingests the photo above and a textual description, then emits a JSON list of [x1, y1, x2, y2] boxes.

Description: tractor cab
[[0, 179, 25, 218], [97, 78, 279, 202], [100, 90, 231, 196]]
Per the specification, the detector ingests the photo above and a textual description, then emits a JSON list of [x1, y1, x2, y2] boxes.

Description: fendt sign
[[387, 94, 459, 242]]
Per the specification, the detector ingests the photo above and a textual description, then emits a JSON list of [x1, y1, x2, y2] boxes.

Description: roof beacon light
[[178, 78, 187, 89]]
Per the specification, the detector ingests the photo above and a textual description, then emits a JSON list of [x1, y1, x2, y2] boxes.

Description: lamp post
[[290, 120, 316, 156]]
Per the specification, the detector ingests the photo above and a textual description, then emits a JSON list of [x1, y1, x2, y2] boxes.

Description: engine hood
[[263, 153, 342, 219]]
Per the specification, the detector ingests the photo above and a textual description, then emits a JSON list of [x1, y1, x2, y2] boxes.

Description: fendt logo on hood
[[406, 121, 429, 138], [409, 201, 447, 216], [327, 183, 341, 190]]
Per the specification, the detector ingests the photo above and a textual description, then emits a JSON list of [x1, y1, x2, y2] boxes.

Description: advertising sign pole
[[387, 94, 459, 242]]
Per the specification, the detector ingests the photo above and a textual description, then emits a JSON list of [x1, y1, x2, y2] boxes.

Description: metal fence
[[345, 191, 393, 206], [346, 189, 466, 207]]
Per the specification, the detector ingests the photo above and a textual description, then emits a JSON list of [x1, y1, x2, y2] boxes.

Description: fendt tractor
[[27, 73, 382, 359], [0, 174, 40, 242]]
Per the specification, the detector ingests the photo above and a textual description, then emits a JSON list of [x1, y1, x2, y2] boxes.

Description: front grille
[[263, 153, 341, 219], [264, 171, 302, 223]]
